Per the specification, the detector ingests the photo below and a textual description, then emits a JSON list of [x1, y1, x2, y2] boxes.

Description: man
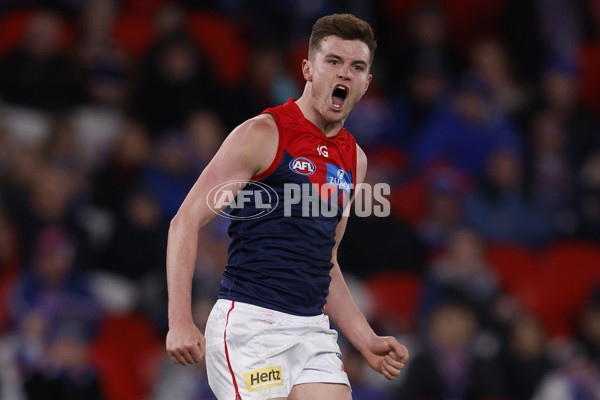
[[166, 13, 409, 400]]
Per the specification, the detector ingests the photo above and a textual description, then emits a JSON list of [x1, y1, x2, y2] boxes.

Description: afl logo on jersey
[[289, 157, 316, 175]]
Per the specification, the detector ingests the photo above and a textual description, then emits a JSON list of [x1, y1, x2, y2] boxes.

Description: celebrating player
[[166, 13, 409, 400]]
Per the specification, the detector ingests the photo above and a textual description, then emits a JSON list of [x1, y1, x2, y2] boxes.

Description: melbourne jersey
[[217, 99, 357, 316]]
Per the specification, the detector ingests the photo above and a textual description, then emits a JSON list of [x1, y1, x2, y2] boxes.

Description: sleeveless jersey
[[217, 99, 358, 316]]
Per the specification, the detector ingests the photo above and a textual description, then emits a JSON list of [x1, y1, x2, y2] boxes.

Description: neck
[[295, 84, 344, 137]]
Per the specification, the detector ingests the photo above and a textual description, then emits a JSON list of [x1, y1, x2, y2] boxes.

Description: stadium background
[[0, 0, 600, 399]]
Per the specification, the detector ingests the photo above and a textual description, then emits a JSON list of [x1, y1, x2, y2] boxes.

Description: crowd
[[0, 0, 600, 399]]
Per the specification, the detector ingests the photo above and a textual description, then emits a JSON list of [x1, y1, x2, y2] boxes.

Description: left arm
[[323, 145, 409, 380]]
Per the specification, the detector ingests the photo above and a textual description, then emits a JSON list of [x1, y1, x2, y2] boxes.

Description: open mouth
[[331, 85, 348, 109]]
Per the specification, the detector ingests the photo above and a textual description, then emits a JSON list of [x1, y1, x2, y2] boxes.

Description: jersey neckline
[[286, 99, 347, 141]]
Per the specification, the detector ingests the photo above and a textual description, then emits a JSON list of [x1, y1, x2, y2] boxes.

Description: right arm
[[165, 114, 278, 365]]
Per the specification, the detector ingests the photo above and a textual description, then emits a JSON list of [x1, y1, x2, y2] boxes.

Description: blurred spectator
[[7, 227, 103, 399], [68, 105, 124, 168], [42, 116, 84, 169], [417, 165, 470, 252], [9, 162, 92, 268], [0, 145, 43, 227], [154, 2, 186, 40], [231, 0, 340, 46], [388, 56, 450, 150], [420, 227, 500, 329], [338, 156, 427, 277], [393, 301, 503, 400], [538, 60, 600, 168], [23, 327, 104, 400], [0, 10, 84, 111], [412, 72, 522, 178], [97, 187, 169, 328], [469, 37, 531, 117], [344, 89, 401, 150], [500, 315, 554, 400], [10, 227, 102, 331], [574, 299, 600, 364], [101, 188, 167, 282], [465, 148, 552, 247], [225, 0, 293, 45], [76, 0, 129, 107], [228, 46, 300, 129], [91, 120, 151, 217], [142, 132, 197, 219], [577, 150, 600, 239], [382, 1, 460, 94], [40, 117, 88, 207], [532, 355, 600, 400], [536, 0, 584, 62], [185, 109, 226, 173], [129, 33, 220, 137], [526, 110, 577, 237]]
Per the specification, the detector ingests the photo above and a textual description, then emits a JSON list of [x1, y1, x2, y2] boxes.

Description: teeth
[[336, 85, 346, 92], [332, 104, 341, 109]]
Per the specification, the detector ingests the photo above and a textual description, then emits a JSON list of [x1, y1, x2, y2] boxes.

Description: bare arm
[[323, 145, 409, 380], [166, 114, 278, 365]]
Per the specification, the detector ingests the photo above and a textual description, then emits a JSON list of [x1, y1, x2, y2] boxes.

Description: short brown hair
[[309, 13, 377, 64]]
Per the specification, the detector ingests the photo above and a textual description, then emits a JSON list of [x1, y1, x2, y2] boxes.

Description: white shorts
[[205, 299, 350, 400]]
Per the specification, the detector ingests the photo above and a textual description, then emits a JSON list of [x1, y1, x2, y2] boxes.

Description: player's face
[[303, 36, 372, 123]]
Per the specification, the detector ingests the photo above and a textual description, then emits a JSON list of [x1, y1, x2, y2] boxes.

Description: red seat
[[486, 243, 538, 292], [536, 240, 600, 337], [121, 0, 167, 17], [579, 42, 600, 115], [390, 176, 428, 227], [286, 39, 309, 89], [365, 272, 423, 333], [0, 10, 74, 58], [438, 0, 509, 54], [499, 240, 600, 338], [90, 313, 163, 400], [0, 10, 33, 57], [186, 11, 249, 88], [112, 13, 155, 58]]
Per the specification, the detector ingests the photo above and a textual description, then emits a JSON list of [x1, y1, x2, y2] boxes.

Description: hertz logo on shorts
[[243, 366, 284, 392]]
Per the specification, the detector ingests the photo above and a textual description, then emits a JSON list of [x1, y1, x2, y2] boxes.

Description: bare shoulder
[[356, 143, 367, 168], [355, 143, 367, 185], [220, 113, 278, 176], [232, 113, 278, 142]]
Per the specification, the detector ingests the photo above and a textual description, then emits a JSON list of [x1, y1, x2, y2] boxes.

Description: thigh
[[205, 300, 298, 399], [288, 383, 352, 400]]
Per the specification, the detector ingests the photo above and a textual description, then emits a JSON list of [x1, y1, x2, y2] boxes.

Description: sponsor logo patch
[[289, 157, 316, 175], [326, 163, 352, 191], [243, 366, 284, 392]]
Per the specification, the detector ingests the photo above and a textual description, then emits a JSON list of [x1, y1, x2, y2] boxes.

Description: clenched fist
[[166, 322, 205, 366]]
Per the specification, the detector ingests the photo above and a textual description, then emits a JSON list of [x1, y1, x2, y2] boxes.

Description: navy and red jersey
[[217, 99, 358, 316]]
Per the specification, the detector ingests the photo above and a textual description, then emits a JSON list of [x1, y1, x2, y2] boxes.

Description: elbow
[[169, 211, 192, 236], [169, 212, 183, 232], [169, 209, 208, 235]]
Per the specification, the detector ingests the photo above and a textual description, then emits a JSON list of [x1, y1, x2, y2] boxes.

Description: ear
[[302, 59, 312, 82], [364, 74, 372, 93]]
